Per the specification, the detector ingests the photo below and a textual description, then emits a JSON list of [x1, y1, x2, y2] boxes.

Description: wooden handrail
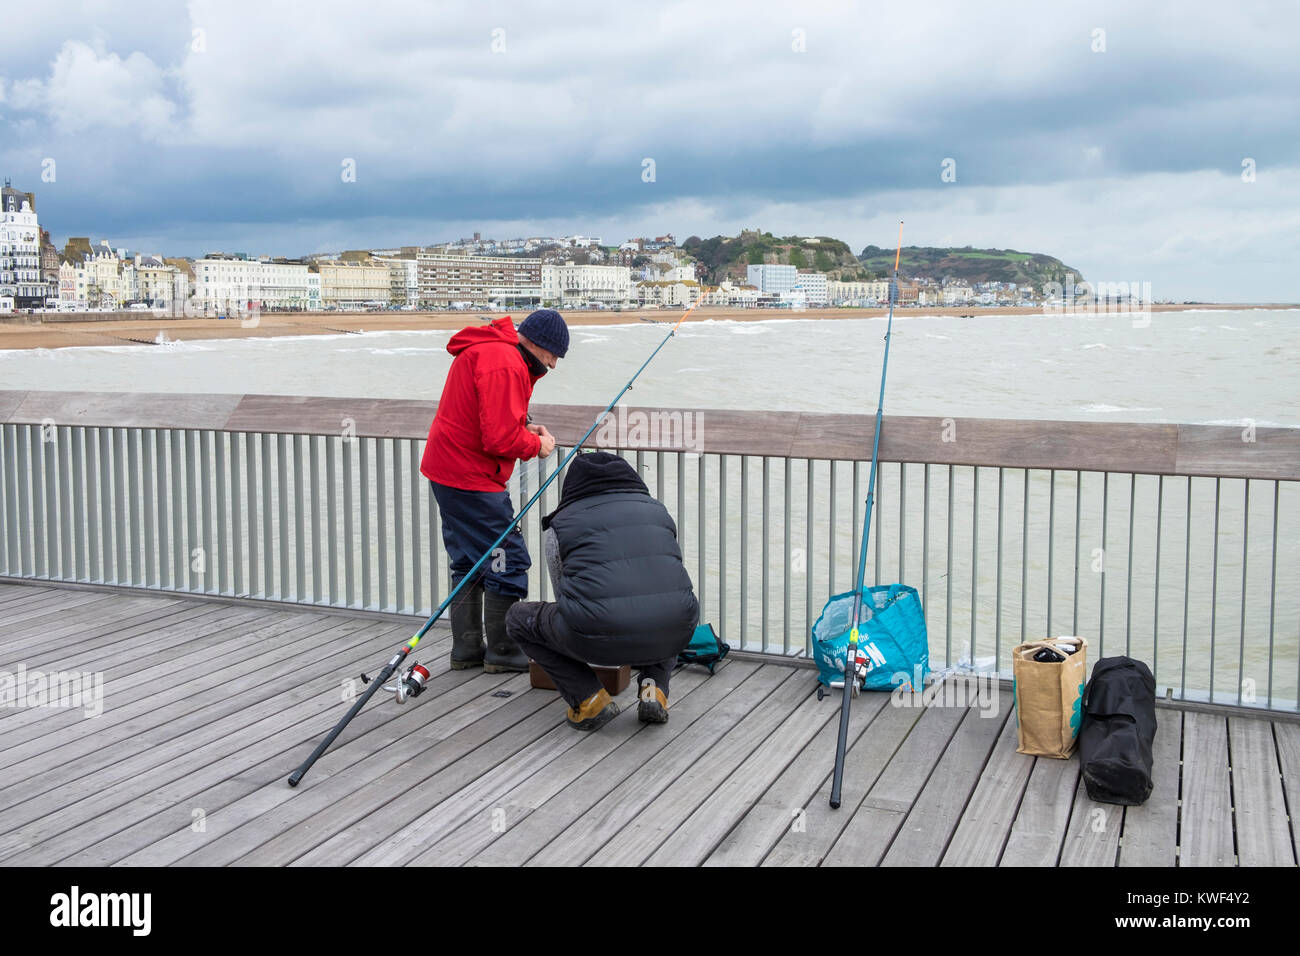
[[1, 389, 1295, 480]]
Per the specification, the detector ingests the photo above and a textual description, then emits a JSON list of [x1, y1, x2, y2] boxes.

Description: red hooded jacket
[[421, 317, 544, 492]]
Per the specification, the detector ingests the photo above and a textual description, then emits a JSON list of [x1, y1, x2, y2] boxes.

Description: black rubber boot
[[448, 577, 485, 670], [483, 590, 529, 673]]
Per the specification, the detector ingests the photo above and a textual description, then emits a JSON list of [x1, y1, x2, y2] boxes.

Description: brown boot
[[566, 688, 621, 732]]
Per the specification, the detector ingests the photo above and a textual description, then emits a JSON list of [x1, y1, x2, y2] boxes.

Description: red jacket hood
[[447, 316, 518, 356]]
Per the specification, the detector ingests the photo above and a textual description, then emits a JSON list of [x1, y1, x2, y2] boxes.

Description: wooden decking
[[0, 580, 1296, 867]]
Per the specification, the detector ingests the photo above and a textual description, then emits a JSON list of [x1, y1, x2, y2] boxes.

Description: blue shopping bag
[[812, 584, 929, 691]]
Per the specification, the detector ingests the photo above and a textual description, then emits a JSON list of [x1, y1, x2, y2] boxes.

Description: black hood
[[543, 451, 648, 528]]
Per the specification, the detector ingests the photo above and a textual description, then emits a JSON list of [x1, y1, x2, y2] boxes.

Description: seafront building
[[636, 279, 700, 309], [701, 280, 760, 307], [416, 251, 542, 309], [0, 181, 50, 311], [60, 239, 124, 310], [193, 254, 319, 312], [794, 270, 829, 305], [746, 263, 797, 295], [372, 255, 420, 307], [542, 262, 634, 308], [317, 259, 392, 310], [829, 278, 891, 306]]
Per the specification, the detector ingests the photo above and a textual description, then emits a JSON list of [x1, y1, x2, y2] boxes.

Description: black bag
[[1078, 656, 1157, 805]]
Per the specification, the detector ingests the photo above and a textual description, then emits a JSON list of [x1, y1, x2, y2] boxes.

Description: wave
[[1199, 418, 1296, 428], [1079, 403, 1159, 413]]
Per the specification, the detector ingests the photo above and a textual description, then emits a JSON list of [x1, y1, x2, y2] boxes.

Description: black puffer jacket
[[543, 453, 699, 664]]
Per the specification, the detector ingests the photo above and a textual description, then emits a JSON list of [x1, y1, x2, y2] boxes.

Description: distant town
[[3, 179, 1147, 317]]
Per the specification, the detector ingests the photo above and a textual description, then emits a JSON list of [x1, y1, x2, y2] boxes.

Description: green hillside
[[680, 230, 862, 284], [857, 245, 1084, 287], [679, 231, 1084, 288]]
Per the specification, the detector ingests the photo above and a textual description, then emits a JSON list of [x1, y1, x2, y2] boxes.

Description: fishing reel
[[383, 661, 430, 704], [817, 647, 872, 700]]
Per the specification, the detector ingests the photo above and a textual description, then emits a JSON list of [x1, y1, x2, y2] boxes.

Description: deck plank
[[0, 582, 1289, 868], [704, 689, 887, 867], [1117, 710, 1182, 867], [104, 658, 493, 868], [468, 661, 762, 867], [1058, 776, 1123, 866], [116, 669, 525, 866], [0, 614, 373, 810], [1274, 723, 1300, 860], [408, 666, 718, 867], [0, 591, 184, 647], [403, 668, 714, 867], [1228, 716, 1296, 866], [644, 673, 838, 865], [882, 705, 1010, 866], [0, 602, 241, 676], [297, 683, 640, 866], [315, 690, 597, 866], [0, 596, 198, 664], [763, 692, 928, 867], [524, 666, 795, 866], [586, 670, 813, 866], [822, 694, 970, 867], [0, 590, 121, 643], [1179, 711, 1234, 866], [0, 622, 421, 863], [998, 752, 1081, 866], [940, 709, 1035, 866], [0, 608, 350, 774]]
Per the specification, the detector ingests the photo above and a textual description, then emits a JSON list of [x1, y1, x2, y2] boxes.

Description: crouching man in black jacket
[[504, 451, 700, 731]]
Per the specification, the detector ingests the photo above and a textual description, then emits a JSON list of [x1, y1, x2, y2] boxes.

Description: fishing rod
[[288, 295, 705, 788], [829, 221, 904, 810]]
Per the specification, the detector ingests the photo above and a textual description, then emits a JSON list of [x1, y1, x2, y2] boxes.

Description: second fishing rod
[[287, 298, 704, 788]]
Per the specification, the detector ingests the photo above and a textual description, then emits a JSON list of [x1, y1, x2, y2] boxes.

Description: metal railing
[[1, 391, 1297, 713]]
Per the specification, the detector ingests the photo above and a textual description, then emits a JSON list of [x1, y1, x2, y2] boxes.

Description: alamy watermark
[[1042, 274, 1152, 327], [1, 665, 104, 718], [591, 406, 704, 452], [888, 669, 1000, 718]]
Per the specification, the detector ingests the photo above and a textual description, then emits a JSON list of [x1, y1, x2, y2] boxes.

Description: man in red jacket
[[421, 309, 568, 672]]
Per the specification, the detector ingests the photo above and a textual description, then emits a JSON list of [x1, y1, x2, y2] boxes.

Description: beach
[[0, 303, 1292, 351]]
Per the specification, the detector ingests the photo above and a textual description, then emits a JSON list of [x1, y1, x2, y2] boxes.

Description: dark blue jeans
[[429, 480, 531, 598]]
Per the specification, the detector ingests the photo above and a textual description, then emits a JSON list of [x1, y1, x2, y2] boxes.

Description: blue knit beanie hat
[[517, 309, 569, 358]]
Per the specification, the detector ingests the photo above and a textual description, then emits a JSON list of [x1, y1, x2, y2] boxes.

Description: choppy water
[[3, 309, 1298, 425]]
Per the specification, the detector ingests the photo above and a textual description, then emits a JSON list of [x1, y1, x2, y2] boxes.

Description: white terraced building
[[194, 255, 319, 311], [0, 182, 49, 311], [829, 279, 891, 306], [542, 262, 633, 308]]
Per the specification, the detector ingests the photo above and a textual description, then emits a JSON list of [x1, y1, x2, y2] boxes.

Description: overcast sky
[[2, 1, 1296, 300]]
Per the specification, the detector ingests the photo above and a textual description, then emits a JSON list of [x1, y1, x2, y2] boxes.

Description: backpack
[[677, 623, 730, 673]]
